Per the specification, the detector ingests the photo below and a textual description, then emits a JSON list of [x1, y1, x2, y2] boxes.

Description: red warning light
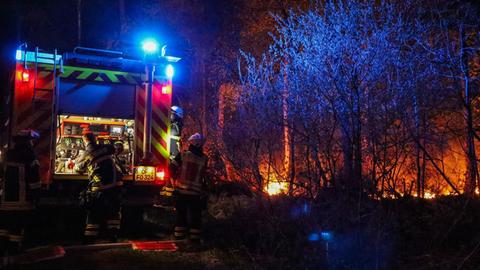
[[156, 168, 166, 181], [22, 70, 30, 82], [161, 85, 171, 95], [154, 167, 167, 185]]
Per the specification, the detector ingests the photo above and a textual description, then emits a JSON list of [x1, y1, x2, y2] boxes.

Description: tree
[[238, 0, 429, 197], [428, 0, 480, 196]]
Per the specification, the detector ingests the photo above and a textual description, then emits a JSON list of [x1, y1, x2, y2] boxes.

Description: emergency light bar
[[64, 51, 180, 72], [15, 50, 62, 64], [16, 46, 180, 80], [63, 52, 143, 72]]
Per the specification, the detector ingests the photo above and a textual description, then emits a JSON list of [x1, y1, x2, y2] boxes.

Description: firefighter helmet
[[171, 106, 184, 118], [188, 133, 204, 147], [114, 141, 124, 153]]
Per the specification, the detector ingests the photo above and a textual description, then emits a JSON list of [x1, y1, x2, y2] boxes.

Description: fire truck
[[1, 44, 180, 205]]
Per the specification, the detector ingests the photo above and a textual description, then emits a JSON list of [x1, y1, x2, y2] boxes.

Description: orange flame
[[265, 182, 288, 196]]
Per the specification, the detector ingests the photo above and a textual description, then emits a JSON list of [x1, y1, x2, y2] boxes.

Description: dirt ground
[[19, 248, 245, 270]]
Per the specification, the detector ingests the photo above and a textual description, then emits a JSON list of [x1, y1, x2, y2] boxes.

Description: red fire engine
[[3, 44, 180, 205]]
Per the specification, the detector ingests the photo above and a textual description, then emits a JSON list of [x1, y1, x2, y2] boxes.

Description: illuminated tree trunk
[[283, 95, 292, 190], [371, 141, 378, 195], [283, 78, 290, 173], [413, 87, 426, 198], [460, 25, 478, 196], [282, 66, 295, 195], [218, 84, 235, 181], [349, 77, 363, 193], [353, 90, 362, 192], [465, 102, 477, 196], [341, 114, 362, 193], [341, 126, 353, 185], [201, 49, 207, 137], [282, 60, 294, 195], [289, 132, 295, 195], [218, 85, 225, 132]]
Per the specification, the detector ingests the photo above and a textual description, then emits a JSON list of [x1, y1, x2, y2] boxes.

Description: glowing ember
[[265, 182, 288, 196]]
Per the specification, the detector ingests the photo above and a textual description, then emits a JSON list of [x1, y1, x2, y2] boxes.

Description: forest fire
[[226, 0, 480, 202], [265, 181, 288, 196], [252, 146, 471, 198], [423, 192, 436, 200], [257, 162, 289, 196]]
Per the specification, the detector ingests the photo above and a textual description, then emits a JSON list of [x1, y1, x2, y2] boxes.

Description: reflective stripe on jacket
[[75, 143, 117, 192], [170, 122, 182, 158]]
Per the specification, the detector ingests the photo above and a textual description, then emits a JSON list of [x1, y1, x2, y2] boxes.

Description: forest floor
[[8, 192, 480, 269], [20, 247, 249, 270]]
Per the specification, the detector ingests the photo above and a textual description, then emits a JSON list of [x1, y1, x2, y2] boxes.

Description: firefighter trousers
[[84, 188, 121, 243], [0, 210, 33, 255], [174, 194, 202, 242]]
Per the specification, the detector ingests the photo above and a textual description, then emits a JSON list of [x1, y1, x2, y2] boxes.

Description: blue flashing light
[[15, 50, 22, 60], [166, 64, 174, 78], [142, 39, 159, 54], [302, 202, 309, 214], [321, 231, 333, 242], [308, 233, 320, 242]]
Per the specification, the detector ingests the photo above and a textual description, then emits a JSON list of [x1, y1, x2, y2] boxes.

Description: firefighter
[[171, 133, 208, 247], [55, 139, 70, 173], [0, 130, 41, 256], [170, 106, 184, 160], [113, 142, 128, 175], [158, 106, 184, 207], [75, 133, 121, 243], [154, 107, 183, 209]]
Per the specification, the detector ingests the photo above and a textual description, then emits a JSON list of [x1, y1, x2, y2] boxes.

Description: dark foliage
[[205, 194, 480, 269]]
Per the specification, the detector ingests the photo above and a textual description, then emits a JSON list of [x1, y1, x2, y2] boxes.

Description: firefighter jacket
[[173, 145, 208, 196], [170, 120, 183, 159], [75, 143, 118, 192], [0, 145, 41, 211], [113, 154, 128, 176]]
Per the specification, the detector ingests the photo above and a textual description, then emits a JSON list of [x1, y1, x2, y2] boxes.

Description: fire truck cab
[[3, 45, 180, 205]]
